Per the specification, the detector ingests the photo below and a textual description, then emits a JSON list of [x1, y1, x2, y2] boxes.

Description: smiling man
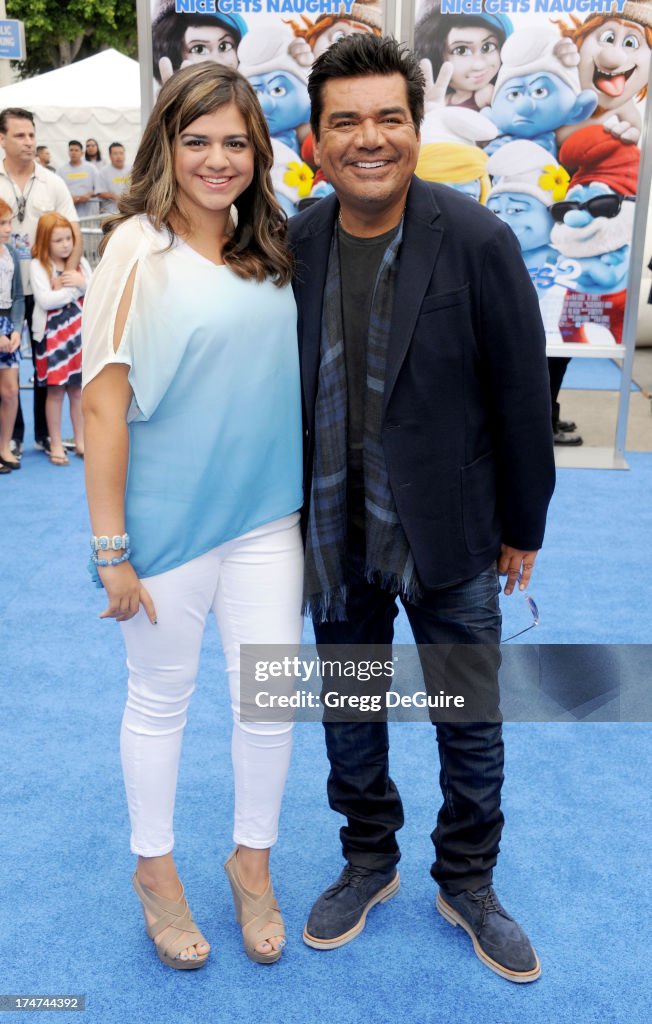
[[288, 34, 555, 983]]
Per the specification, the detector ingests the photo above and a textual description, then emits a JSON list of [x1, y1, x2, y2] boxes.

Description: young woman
[[82, 63, 303, 970], [0, 198, 24, 473], [31, 213, 89, 464]]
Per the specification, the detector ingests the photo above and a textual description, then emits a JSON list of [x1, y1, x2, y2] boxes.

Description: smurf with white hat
[[487, 140, 570, 268], [238, 25, 311, 157], [483, 28, 598, 158]]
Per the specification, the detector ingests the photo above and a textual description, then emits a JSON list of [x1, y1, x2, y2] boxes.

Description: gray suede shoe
[[303, 864, 400, 950], [437, 885, 541, 983]]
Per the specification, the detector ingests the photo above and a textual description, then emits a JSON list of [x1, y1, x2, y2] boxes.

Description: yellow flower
[[539, 164, 570, 202], [283, 161, 314, 199]]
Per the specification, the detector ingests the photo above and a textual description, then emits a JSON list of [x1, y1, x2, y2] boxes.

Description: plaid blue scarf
[[304, 218, 420, 622]]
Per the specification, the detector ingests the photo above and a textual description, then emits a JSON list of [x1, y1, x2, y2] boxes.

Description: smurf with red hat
[[551, 124, 640, 344]]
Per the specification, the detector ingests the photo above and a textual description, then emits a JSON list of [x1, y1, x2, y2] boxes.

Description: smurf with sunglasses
[[487, 139, 567, 282], [550, 124, 640, 344]]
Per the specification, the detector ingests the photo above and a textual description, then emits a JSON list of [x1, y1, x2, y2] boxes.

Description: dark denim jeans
[[313, 531, 504, 895], [12, 296, 48, 446]]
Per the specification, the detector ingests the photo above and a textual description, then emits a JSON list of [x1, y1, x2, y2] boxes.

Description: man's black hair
[[0, 107, 35, 133], [308, 34, 425, 139], [108, 142, 125, 153], [68, 140, 83, 150]]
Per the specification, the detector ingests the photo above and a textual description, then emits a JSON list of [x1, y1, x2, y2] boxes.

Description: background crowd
[[0, 107, 131, 471]]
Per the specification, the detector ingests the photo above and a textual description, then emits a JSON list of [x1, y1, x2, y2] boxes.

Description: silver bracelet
[[90, 533, 130, 553]]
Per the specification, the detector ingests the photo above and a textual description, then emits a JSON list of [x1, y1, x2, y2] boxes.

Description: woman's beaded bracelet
[[87, 549, 131, 588], [90, 533, 130, 553], [91, 548, 132, 568]]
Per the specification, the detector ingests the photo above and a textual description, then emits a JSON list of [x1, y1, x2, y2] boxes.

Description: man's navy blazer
[[288, 176, 556, 589]]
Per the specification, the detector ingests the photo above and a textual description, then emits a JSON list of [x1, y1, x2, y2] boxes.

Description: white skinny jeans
[[119, 513, 303, 857]]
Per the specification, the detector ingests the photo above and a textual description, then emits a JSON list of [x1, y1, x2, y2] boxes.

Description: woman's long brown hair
[[101, 62, 293, 286]]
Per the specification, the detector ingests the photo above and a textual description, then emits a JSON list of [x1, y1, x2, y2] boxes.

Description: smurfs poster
[[413, 0, 650, 349], [149, 0, 385, 216]]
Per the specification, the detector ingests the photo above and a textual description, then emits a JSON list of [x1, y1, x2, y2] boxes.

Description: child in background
[[30, 213, 90, 465], [0, 198, 25, 474]]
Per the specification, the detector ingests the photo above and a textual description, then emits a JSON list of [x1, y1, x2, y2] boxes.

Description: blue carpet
[[2, 398, 651, 1024], [561, 358, 638, 391]]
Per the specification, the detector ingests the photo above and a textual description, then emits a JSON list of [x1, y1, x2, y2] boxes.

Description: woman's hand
[[0, 334, 10, 352], [98, 561, 157, 624], [9, 331, 20, 353]]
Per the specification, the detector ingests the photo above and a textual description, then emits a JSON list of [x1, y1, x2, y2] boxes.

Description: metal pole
[[614, 61, 652, 460], [136, 0, 154, 130]]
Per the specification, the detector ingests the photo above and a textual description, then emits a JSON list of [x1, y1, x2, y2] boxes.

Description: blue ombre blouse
[[82, 216, 302, 579]]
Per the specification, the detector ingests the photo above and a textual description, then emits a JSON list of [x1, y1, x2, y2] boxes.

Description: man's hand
[[498, 544, 538, 595]]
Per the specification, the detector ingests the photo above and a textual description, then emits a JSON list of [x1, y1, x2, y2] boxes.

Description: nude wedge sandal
[[224, 849, 286, 964], [132, 872, 210, 970]]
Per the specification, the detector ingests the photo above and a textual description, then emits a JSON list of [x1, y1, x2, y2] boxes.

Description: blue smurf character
[[486, 140, 569, 287], [238, 26, 312, 217], [484, 29, 598, 158], [550, 125, 639, 344], [238, 26, 310, 155]]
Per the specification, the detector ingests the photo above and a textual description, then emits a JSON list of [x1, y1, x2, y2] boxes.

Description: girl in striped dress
[[31, 212, 90, 465]]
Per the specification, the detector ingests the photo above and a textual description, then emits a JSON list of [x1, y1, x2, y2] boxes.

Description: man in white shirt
[[57, 140, 98, 218], [0, 107, 81, 452], [96, 143, 131, 215], [36, 145, 55, 172]]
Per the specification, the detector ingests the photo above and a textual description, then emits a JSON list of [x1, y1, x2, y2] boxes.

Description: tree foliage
[[6, 0, 137, 78]]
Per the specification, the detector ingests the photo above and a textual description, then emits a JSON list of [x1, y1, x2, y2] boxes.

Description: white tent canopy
[[0, 49, 141, 168]]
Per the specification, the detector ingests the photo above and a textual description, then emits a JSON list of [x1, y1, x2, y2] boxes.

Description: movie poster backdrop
[[146, 1, 649, 349], [412, 0, 650, 349], [149, 0, 386, 217]]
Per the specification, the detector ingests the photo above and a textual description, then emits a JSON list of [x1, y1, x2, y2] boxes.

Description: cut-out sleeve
[[81, 216, 186, 422], [81, 217, 147, 392]]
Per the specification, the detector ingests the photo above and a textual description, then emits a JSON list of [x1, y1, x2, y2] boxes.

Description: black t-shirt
[[338, 223, 398, 529]]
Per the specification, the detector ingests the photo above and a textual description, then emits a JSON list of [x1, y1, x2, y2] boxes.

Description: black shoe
[[0, 455, 21, 471], [0, 463, 10, 475], [9, 439, 22, 459], [556, 419, 577, 433], [34, 437, 50, 453], [553, 428, 583, 446], [303, 864, 400, 950], [437, 885, 540, 983]]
